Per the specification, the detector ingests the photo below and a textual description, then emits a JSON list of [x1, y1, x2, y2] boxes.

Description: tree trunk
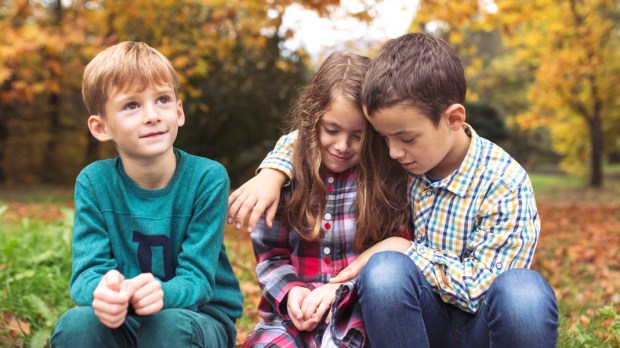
[[588, 113, 603, 187], [0, 112, 8, 184], [42, 0, 63, 183], [43, 92, 61, 183]]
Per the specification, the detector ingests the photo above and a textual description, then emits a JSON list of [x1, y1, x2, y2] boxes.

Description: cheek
[[351, 142, 362, 157]]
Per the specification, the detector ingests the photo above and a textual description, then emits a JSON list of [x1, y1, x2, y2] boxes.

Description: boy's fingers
[[247, 201, 268, 233], [227, 188, 242, 210], [227, 190, 248, 224], [105, 270, 124, 291], [122, 273, 155, 297], [235, 195, 258, 230], [264, 203, 278, 229], [131, 279, 163, 306], [133, 296, 164, 316]]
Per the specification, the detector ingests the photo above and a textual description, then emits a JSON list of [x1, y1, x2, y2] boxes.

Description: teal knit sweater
[[69, 149, 242, 324]]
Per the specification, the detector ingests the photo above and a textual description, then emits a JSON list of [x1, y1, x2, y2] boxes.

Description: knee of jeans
[[359, 251, 418, 295], [487, 269, 557, 317], [51, 307, 105, 343], [143, 308, 188, 332]]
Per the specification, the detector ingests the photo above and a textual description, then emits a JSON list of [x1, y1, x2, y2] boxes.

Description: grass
[[530, 163, 620, 204], [0, 165, 619, 347]]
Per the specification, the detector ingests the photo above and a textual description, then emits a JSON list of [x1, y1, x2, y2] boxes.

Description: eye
[[401, 137, 416, 144], [324, 127, 338, 135], [352, 133, 362, 140], [123, 102, 139, 111], [156, 95, 171, 104]]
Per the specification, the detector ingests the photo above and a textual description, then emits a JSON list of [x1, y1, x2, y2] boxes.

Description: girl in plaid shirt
[[238, 52, 409, 348]]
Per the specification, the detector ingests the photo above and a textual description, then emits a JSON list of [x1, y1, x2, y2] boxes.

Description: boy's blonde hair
[[82, 41, 179, 116]]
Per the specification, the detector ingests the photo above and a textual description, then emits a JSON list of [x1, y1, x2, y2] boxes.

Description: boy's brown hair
[[362, 32, 466, 125], [82, 41, 179, 116]]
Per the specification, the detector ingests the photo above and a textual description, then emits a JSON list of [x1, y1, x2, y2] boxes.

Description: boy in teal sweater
[[50, 41, 243, 348]]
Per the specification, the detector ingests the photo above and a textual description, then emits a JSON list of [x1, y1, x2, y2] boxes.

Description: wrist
[[258, 168, 289, 186]]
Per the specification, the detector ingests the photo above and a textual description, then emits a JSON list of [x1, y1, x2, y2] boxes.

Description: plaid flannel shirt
[[258, 125, 540, 313], [244, 168, 367, 348]]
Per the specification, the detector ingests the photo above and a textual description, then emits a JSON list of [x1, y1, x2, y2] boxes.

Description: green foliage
[[464, 102, 509, 144], [559, 306, 620, 348], [0, 206, 74, 347]]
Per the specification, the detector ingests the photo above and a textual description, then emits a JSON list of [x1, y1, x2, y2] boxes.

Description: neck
[[120, 149, 177, 190], [428, 127, 471, 179]]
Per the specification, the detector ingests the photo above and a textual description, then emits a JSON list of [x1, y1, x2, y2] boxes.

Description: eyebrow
[[385, 129, 416, 137]]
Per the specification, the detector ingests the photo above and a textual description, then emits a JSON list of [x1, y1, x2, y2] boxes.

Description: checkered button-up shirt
[[259, 125, 540, 313], [248, 168, 366, 347]]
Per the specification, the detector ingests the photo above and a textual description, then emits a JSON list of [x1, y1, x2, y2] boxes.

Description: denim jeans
[[50, 307, 231, 348], [358, 251, 559, 348]]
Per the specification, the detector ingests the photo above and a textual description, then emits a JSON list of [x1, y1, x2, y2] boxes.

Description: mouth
[[141, 130, 167, 138], [330, 152, 352, 162], [400, 161, 415, 170]]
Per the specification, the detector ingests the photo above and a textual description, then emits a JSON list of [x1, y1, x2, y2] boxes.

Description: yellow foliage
[[414, 0, 619, 181]]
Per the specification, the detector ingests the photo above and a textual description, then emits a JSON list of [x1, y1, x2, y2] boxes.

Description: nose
[[387, 140, 404, 160], [142, 104, 160, 124], [334, 135, 350, 153]]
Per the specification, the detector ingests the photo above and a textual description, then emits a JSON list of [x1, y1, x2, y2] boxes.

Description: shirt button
[[323, 247, 331, 254], [324, 257, 331, 264], [327, 185, 334, 193], [496, 263, 503, 269], [324, 213, 332, 220], [424, 189, 433, 196], [416, 232, 424, 239], [418, 246, 425, 252], [327, 176, 334, 184], [324, 222, 331, 230]]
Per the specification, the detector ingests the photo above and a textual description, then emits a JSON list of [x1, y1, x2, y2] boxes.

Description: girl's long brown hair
[[282, 52, 410, 252]]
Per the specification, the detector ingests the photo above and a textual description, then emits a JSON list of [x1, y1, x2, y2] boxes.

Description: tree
[[413, 0, 620, 187], [0, 0, 350, 186]]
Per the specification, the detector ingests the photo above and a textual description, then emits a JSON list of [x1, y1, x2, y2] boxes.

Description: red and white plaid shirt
[[245, 168, 367, 348]]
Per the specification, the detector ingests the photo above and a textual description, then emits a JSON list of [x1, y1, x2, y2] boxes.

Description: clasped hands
[[286, 283, 341, 331], [92, 270, 164, 328]]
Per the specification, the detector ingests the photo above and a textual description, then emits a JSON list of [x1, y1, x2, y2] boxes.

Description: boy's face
[[319, 96, 364, 173], [366, 104, 467, 179], [88, 84, 185, 161]]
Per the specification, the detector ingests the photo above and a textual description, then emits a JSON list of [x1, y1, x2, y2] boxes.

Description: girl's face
[[319, 95, 364, 173]]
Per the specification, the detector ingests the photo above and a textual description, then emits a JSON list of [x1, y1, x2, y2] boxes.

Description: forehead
[[323, 96, 364, 130], [367, 104, 432, 135]]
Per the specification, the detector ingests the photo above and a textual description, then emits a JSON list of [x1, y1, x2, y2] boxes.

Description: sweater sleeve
[[69, 174, 118, 306], [159, 168, 230, 310]]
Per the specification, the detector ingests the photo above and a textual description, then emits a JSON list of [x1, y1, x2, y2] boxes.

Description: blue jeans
[[358, 252, 559, 348], [50, 307, 233, 348]]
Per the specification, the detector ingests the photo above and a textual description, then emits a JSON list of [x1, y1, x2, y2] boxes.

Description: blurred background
[[1, 1, 619, 347], [1, 0, 618, 188]]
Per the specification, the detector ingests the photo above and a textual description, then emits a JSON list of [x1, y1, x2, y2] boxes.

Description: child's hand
[[227, 168, 287, 232], [92, 270, 131, 328], [300, 283, 340, 330], [124, 273, 164, 316], [287, 286, 314, 331], [330, 237, 412, 283]]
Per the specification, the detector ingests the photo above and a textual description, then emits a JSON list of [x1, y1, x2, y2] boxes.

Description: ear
[[176, 99, 185, 127], [87, 115, 112, 142], [444, 103, 466, 131]]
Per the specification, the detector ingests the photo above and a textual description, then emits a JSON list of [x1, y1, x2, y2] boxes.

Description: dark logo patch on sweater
[[133, 231, 173, 281]]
